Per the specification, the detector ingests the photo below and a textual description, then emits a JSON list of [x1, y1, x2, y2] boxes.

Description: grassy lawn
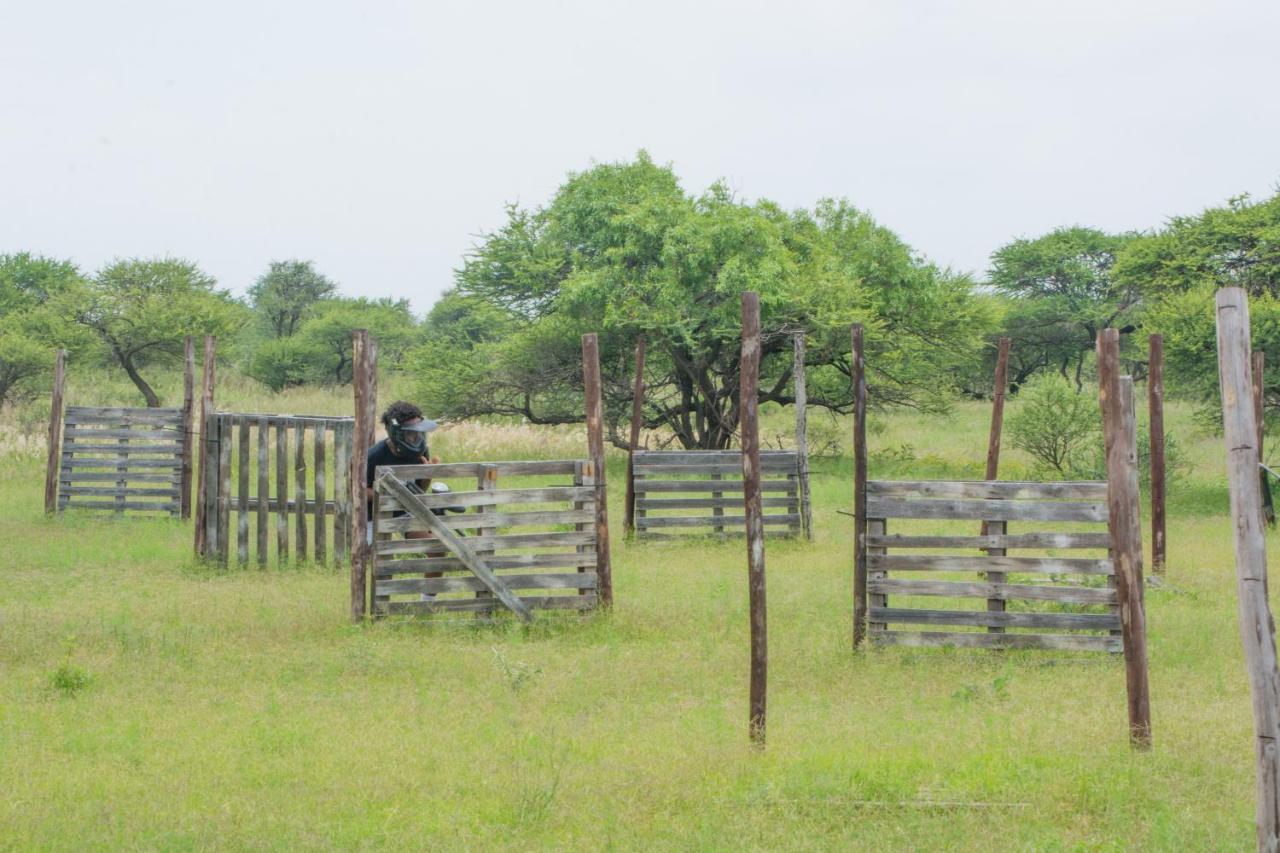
[[0, 392, 1270, 849]]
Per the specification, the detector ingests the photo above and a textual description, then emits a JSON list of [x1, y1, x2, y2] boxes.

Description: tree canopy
[[247, 260, 337, 338]]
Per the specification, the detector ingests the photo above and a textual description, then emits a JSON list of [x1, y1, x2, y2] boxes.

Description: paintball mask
[[388, 416, 438, 456]]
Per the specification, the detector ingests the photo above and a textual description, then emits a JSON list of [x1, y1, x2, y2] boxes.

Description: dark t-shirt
[[366, 438, 427, 512]]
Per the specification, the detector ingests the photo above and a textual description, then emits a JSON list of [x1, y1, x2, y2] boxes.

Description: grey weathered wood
[[853, 323, 868, 648], [382, 595, 596, 616], [376, 553, 597, 575], [375, 473, 533, 622], [276, 423, 288, 561], [217, 417, 231, 566], [582, 333, 613, 608], [869, 554, 1113, 575], [64, 407, 183, 423], [625, 336, 646, 535], [375, 530, 597, 555], [871, 630, 1121, 653], [1216, 287, 1280, 849], [351, 329, 372, 619], [64, 471, 179, 483], [313, 422, 326, 564], [378, 573, 599, 595], [180, 337, 195, 520], [1149, 334, 1167, 572], [368, 460, 580, 480], [61, 457, 181, 470], [1256, 351, 1268, 528], [473, 464, 499, 610], [62, 486, 180, 498], [985, 518, 1008, 634], [63, 428, 177, 441], [295, 422, 307, 559], [866, 517, 887, 633], [44, 350, 65, 515], [639, 514, 800, 529], [981, 337, 1010, 538], [867, 480, 1107, 500], [375, 484, 593, 510], [871, 607, 1119, 631], [60, 499, 179, 512], [634, 479, 794, 493], [794, 331, 813, 540], [868, 578, 1118, 605], [740, 291, 767, 746], [236, 418, 249, 563], [866, 532, 1111, 550], [632, 459, 798, 475], [333, 422, 351, 565], [256, 417, 268, 566], [59, 443, 181, 454], [866, 497, 1106, 523], [377, 507, 596, 533], [634, 449, 797, 462], [711, 473, 725, 534], [195, 336, 215, 556], [637, 496, 797, 510]]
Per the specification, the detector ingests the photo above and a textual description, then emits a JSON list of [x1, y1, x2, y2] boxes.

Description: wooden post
[[1149, 334, 1167, 574], [1215, 288, 1280, 851], [852, 324, 868, 649], [740, 292, 768, 746], [194, 336, 215, 556], [794, 332, 813, 541], [43, 348, 67, 515], [180, 336, 195, 520], [582, 333, 613, 607], [1098, 329, 1153, 749], [350, 329, 371, 621], [624, 336, 646, 535], [979, 337, 1010, 537]]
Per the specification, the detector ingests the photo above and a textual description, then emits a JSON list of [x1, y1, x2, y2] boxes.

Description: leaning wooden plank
[[866, 532, 1111, 550], [374, 460, 580, 479], [637, 496, 798, 510], [375, 473, 533, 621], [382, 595, 596, 615], [376, 530, 597, 555], [634, 479, 795, 493], [378, 572, 599, 595], [870, 630, 1121, 652], [639, 514, 801, 529], [866, 497, 1107, 523], [868, 554, 1114, 575], [867, 578, 1118, 605], [870, 607, 1120, 631], [373, 484, 594, 511], [377, 552, 598, 575], [867, 480, 1108, 500], [377, 508, 596, 533]]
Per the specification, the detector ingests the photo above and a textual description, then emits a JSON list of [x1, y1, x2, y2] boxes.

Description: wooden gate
[[631, 450, 803, 538], [57, 406, 187, 515], [860, 480, 1126, 651], [199, 413, 354, 566], [370, 460, 600, 617]]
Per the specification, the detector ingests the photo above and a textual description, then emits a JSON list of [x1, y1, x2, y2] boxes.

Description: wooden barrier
[[369, 460, 601, 618], [631, 450, 803, 538], [56, 405, 187, 515], [200, 413, 354, 566], [741, 291, 768, 746]]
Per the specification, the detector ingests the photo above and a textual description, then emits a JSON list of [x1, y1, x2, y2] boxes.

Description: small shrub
[[50, 663, 92, 698], [491, 646, 542, 692], [1008, 375, 1100, 478]]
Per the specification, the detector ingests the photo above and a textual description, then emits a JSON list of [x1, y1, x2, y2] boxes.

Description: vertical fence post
[[624, 336, 646, 536], [194, 336, 215, 556], [1098, 329, 1152, 749], [1216, 288, 1280, 851], [794, 331, 813, 541], [1149, 334, 1167, 574], [582, 333, 613, 608], [740, 292, 768, 746], [980, 337, 1010, 536], [350, 329, 371, 621], [852, 324, 868, 649], [180, 336, 195, 520], [44, 349, 67, 515]]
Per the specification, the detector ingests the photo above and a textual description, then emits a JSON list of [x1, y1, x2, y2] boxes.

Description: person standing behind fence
[[366, 401, 441, 601]]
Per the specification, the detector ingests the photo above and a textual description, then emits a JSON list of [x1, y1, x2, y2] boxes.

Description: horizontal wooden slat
[[866, 533, 1112, 550], [377, 508, 595, 533], [62, 457, 182, 470], [867, 480, 1108, 500], [637, 496, 797, 510], [866, 497, 1107, 523], [377, 572, 598, 595], [374, 460, 580, 479], [869, 554, 1113, 575], [871, 607, 1119, 631], [376, 552, 597, 575], [376, 530, 596, 555], [634, 450, 798, 462], [61, 500, 178, 512], [61, 471, 178, 483], [870, 629, 1121, 652], [380, 594, 597, 615], [63, 428, 180, 441], [216, 413, 352, 428], [632, 460, 796, 475], [378, 486, 593, 511], [65, 406, 182, 423], [62, 486, 180, 498], [60, 443, 182, 454], [638, 513, 800, 529], [868, 578, 1118, 605], [634, 479, 795, 493]]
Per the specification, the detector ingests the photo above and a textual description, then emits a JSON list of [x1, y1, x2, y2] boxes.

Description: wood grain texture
[[194, 336, 215, 556], [740, 291, 767, 746], [582, 332, 613, 608], [868, 554, 1113, 575], [44, 349, 66, 514], [865, 532, 1111, 550], [180, 337, 195, 519], [853, 324, 868, 648], [866, 497, 1107, 523], [867, 578, 1118, 605], [871, 630, 1121, 653], [867, 480, 1107, 500]]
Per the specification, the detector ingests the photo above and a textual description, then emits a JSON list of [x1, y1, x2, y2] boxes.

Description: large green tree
[[409, 153, 989, 448], [72, 258, 243, 406], [247, 260, 337, 338], [0, 253, 93, 405]]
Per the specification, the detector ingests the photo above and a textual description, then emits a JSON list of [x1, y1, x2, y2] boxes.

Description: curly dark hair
[[381, 400, 423, 430]]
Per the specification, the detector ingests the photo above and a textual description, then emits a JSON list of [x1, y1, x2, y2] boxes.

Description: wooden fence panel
[[56, 406, 185, 516]]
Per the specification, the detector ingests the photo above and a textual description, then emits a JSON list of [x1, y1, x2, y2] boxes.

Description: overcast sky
[[3, 0, 1278, 313]]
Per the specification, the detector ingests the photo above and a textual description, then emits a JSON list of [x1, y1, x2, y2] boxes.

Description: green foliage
[[245, 336, 323, 392], [1007, 375, 1100, 477], [48, 636, 91, 698], [0, 253, 96, 405], [296, 297, 418, 384], [247, 260, 337, 338], [0, 252, 83, 315]]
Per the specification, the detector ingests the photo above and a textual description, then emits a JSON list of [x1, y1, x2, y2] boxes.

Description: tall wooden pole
[[740, 292, 768, 746], [180, 336, 196, 520], [1148, 334, 1167, 574], [194, 337, 215, 555], [624, 336, 646, 536], [582, 333, 613, 607], [1098, 329, 1152, 749], [1216, 288, 1280, 851], [43, 349, 66, 515], [852, 324, 868, 649], [794, 332, 813, 540], [980, 337, 1010, 537], [350, 329, 372, 621]]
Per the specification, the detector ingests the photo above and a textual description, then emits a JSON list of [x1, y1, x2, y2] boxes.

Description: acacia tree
[[73, 258, 242, 406], [247, 260, 336, 338], [0, 253, 93, 404], [409, 153, 989, 448]]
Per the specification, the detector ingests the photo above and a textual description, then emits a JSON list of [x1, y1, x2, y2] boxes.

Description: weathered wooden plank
[[45, 349, 66, 514], [869, 554, 1114, 575], [351, 329, 376, 620], [59, 443, 183, 454], [639, 513, 801, 529], [62, 486, 180, 498], [64, 409, 183, 425], [372, 460, 580, 479], [314, 424, 326, 564], [377, 508, 596, 533], [256, 417, 268, 566], [381, 594, 596, 616], [276, 423, 288, 562], [871, 607, 1119, 631], [375, 530, 597, 555], [867, 480, 1107, 500], [866, 532, 1112, 550], [582, 332, 613, 609], [180, 336, 195, 520], [740, 291, 768, 746], [632, 460, 798, 475], [62, 457, 182, 470], [62, 471, 179, 483], [635, 479, 795, 493], [295, 422, 306, 559], [63, 498, 179, 511], [374, 483, 593, 510], [375, 473, 533, 621], [376, 552, 598, 575], [333, 422, 350, 564], [236, 418, 249, 564], [868, 578, 1118, 605], [377, 572, 598, 595], [194, 335, 215, 557], [634, 450, 797, 462], [63, 428, 180, 441], [637, 496, 797, 510], [866, 497, 1107, 523], [217, 417, 231, 566], [853, 323, 868, 648], [870, 629, 1121, 652]]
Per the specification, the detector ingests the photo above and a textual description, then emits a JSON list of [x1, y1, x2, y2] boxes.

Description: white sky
[[3, 0, 1278, 313]]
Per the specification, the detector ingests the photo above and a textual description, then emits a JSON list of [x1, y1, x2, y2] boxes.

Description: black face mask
[[389, 421, 427, 456]]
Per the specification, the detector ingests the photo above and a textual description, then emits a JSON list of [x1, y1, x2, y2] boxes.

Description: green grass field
[[0, 387, 1271, 850]]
